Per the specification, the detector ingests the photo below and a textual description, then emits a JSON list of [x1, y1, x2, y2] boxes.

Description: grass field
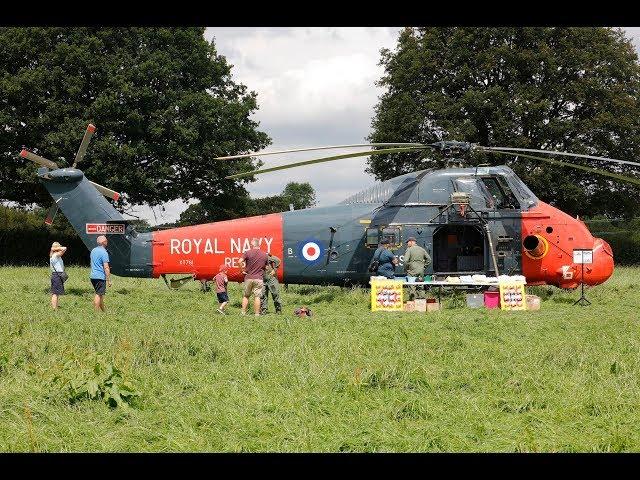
[[1, 266, 639, 452]]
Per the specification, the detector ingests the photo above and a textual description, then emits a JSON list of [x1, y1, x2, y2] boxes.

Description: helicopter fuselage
[[146, 165, 614, 289]]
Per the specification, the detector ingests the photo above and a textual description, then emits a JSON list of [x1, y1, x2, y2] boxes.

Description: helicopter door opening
[[433, 225, 485, 274]]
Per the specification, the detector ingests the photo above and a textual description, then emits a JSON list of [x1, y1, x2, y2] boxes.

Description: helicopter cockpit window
[[454, 178, 495, 209], [495, 176, 521, 208], [505, 172, 536, 207], [480, 177, 519, 209]]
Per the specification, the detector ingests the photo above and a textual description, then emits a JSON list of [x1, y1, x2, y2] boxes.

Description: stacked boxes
[[403, 299, 441, 312]]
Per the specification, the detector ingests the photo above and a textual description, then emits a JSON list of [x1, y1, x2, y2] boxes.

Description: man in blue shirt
[[90, 235, 112, 311]]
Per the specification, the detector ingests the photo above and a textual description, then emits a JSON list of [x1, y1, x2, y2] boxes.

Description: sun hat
[[50, 241, 63, 250]]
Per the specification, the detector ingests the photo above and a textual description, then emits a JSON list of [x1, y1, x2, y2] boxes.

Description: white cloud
[[623, 27, 640, 52], [203, 27, 401, 213]]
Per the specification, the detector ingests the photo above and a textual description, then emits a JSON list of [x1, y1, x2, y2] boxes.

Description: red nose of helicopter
[[583, 237, 614, 286], [521, 201, 616, 289]]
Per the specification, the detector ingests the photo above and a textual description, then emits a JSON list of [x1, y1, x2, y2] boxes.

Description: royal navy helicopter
[[19, 124, 640, 289]]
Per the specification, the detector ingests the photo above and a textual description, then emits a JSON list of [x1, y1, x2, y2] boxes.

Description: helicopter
[[19, 124, 640, 289]]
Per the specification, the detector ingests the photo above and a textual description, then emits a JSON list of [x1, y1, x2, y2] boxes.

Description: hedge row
[[584, 217, 640, 266], [0, 229, 88, 266], [0, 206, 89, 266], [595, 232, 640, 266]]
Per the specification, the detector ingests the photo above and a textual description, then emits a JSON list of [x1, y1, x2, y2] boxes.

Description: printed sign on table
[[370, 279, 404, 312], [499, 281, 527, 311]]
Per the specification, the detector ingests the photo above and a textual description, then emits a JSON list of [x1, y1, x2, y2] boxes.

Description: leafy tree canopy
[[178, 182, 317, 225], [0, 27, 270, 210], [281, 182, 317, 210], [368, 27, 640, 218]]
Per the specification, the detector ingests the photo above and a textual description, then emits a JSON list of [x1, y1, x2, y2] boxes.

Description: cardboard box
[[426, 300, 441, 312], [526, 295, 541, 311], [404, 301, 415, 312], [414, 299, 427, 312]]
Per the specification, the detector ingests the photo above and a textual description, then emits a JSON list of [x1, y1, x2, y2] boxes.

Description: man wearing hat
[[403, 236, 431, 300]]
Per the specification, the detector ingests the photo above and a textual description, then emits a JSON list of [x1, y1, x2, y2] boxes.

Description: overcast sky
[[135, 27, 640, 225]]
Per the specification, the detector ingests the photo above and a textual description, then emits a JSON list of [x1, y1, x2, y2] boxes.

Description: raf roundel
[[298, 240, 324, 264]]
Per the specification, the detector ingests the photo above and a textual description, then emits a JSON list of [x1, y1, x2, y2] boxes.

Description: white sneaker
[[217, 308, 226, 315], [241, 311, 247, 316]]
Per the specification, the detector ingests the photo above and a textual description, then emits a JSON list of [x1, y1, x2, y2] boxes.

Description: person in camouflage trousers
[[403, 236, 431, 301], [260, 253, 282, 314]]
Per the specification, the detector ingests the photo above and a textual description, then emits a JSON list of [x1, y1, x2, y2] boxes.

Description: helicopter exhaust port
[[523, 234, 549, 259]]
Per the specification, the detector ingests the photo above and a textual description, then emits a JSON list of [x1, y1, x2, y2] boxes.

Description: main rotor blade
[[89, 181, 121, 201], [44, 202, 59, 226], [224, 146, 428, 179], [19, 149, 59, 169], [72, 123, 96, 168], [215, 143, 425, 161], [482, 146, 640, 168], [484, 149, 640, 187]]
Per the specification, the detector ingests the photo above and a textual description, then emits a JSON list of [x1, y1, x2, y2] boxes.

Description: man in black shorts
[[89, 235, 112, 311]]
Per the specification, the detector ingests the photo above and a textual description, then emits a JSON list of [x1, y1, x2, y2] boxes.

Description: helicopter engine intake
[[523, 234, 548, 259]]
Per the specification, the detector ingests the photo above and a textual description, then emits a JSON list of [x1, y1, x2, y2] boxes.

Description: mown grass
[[1, 266, 639, 452]]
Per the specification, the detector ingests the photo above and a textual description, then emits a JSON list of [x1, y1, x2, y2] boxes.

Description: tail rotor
[[19, 123, 121, 225]]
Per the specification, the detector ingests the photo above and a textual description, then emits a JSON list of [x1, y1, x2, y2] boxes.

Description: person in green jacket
[[403, 236, 431, 300], [260, 253, 282, 314]]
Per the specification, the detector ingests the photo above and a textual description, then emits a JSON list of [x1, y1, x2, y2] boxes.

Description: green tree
[[178, 182, 316, 225], [281, 182, 316, 210], [368, 27, 640, 218], [0, 27, 270, 210]]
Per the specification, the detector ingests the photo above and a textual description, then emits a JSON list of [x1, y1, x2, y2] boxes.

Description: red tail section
[[151, 214, 284, 282]]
